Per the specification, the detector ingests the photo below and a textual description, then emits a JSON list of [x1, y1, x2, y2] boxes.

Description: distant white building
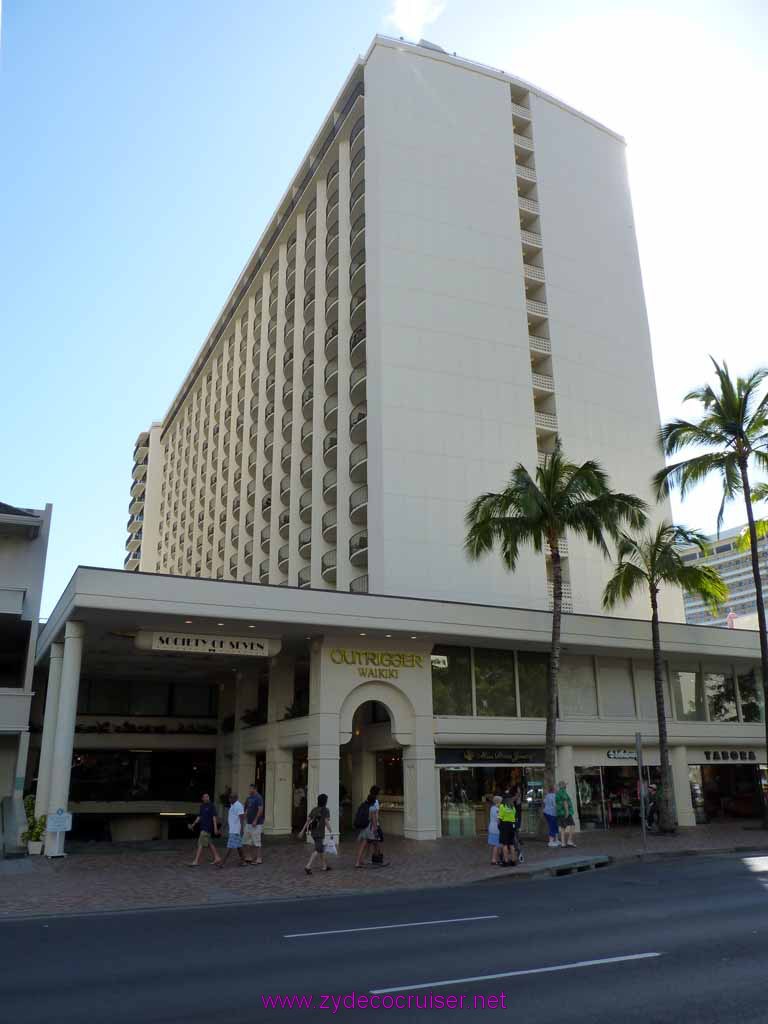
[[124, 35, 681, 623], [679, 525, 767, 627]]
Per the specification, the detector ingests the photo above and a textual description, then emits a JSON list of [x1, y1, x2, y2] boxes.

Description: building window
[[738, 668, 765, 723], [704, 670, 738, 722], [517, 652, 548, 718], [598, 658, 636, 717], [431, 646, 472, 716], [559, 655, 598, 717], [671, 667, 706, 721], [473, 648, 517, 717], [633, 660, 672, 720], [69, 749, 215, 802]]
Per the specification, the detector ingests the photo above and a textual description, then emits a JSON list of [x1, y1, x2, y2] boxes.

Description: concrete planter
[[27, 841, 44, 856]]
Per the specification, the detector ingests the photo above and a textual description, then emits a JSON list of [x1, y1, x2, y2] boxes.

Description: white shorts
[[243, 823, 263, 847]]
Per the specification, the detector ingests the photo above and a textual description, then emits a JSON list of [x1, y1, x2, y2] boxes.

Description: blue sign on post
[[47, 809, 73, 833]]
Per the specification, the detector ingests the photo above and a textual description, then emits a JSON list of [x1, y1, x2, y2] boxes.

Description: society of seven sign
[[135, 632, 281, 657]]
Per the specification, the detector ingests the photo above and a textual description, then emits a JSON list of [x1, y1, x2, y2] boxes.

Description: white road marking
[[371, 952, 663, 993], [284, 914, 499, 939]]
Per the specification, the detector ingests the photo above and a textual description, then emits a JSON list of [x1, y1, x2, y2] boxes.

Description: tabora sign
[[135, 632, 281, 657], [329, 648, 425, 680], [704, 749, 757, 762]]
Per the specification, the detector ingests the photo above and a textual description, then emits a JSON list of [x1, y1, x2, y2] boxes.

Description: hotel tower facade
[[125, 36, 680, 622]]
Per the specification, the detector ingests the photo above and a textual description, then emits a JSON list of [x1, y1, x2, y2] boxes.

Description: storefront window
[[559, 656, 598, 717], [598, 658, 636, 717], [474, 648, 517, 717], [439, 764, 542, 837], [518, 652, 548, 718], [738, 667, 765, 723], [431, 646, 472, 716], [131, 681, 171, 716], [575, 766, 605, 828], [704, 670, 738, 723], [671, 667, 706, 721], [375, 751, 403, 795], [69, 749, 215, 802], [172, 685, 217, 718]]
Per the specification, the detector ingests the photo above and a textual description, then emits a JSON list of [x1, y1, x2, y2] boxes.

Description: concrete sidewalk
[[2, 820, 767, 920]]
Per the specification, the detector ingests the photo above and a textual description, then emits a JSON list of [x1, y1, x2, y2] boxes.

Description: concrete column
[[45, 622, 84, 857], [556, 744, 580, 831], [267, 656, 295, 723], [14, 732, 30, 800], [35, 642, 64, 819], [670, 744, 695, 827], [307, 708, 340, 836], [265, 747, 293, 836], [402, 744, 439, 840]]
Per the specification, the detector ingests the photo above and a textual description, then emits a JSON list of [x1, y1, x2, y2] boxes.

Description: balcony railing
[[513, 132, 534, 152], [300, 453, 312, 485], [350, 326, 366, 365], [278, 543, 289, 571], [350, 443, 367, 481], [278, 509, 290, 538], [547, 581, 573, 612], [511, 100, 531, 120], [529, 334, 551, 355], [350, 484, 368, 522], [301, 420, 313, 452], [323, 467, 337, 501], [321, 549, 337, 583], [261, 524, 271, 553], [531, 371, 555, 392], [324, 394, 338, 427], [323, 432, 338, 465], [520, 229, 542, 247], [259, 558, 270, 582], [349, 574, 369, 594], [299, 490, 313, 521], [535, 411, 558, 432], [350, 402, 367, 440], [523, 264, 546, 283], [516, 164, 536, 182], [518, 196, 539, 215], [299, 527, 312, 558], [349, 529, 368, 566], [526, 299, 549, 318], [298, 566, 311, 588]]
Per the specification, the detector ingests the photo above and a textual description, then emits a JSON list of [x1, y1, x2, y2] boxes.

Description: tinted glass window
[[518, 652, 548, 718], [474, 648, 517, 717], [431, 646, 472, 716]]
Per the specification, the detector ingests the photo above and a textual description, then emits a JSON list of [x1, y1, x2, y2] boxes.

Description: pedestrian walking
[[497, 791, 518, 866], [543, 785, 560, 848], [488, 795, 502, 865], [511, 783, 525, 863], [354, 785, 381, 868], [556, 780, 577, 848], [299, 793, 333, 875], [243, 783, 264, 865], [188, 792, 222, 866], [218, 792, 245, 867]]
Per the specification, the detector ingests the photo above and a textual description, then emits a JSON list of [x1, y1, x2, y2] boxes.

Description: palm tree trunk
[[650, 586, 677, 833], [738, 458, 768, 827], [545, 544, 563, 791]]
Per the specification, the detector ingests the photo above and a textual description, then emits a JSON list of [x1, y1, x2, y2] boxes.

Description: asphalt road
[[4, 853, 768, 1023]]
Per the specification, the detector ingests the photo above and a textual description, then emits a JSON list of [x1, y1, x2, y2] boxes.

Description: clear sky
[[2, 0, 766, 616]]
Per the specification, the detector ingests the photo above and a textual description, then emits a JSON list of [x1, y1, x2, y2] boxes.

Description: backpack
[[353, 801, 370, 830]]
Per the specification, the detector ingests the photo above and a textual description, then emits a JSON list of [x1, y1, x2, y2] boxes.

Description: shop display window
[[704, 670, 738, 723], [69, 749, 215, 802], [559, 656, 598, 717], [431, 645, 472, 716], [598, 658, 636, 717], [738, 668, 765, 723], [517, 652, 548, 718], [633, 660, 672, 720], [439, 764, 543, 837], [671, 667, 706, 721], [474, 648, 517, 717]]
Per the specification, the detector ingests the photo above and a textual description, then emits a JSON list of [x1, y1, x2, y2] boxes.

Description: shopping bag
[[324, 835, 338, 856]]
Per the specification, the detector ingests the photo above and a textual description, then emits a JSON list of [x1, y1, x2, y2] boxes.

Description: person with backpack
[[298, 793, 333, 875], [497, 791, 518, 867], [354, 785, 381, 868]]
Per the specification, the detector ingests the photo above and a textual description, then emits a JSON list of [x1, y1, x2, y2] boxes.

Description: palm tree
[[603, 523, 728, 832], [654, 360, 768, 822], [465, 438, 647, 788], [736, 483, 768, 555]]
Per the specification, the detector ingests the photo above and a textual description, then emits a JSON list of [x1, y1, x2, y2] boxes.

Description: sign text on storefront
[[704, 749, 757, 761], [329, 648, 424, 680], [139, 632, 280, 657]]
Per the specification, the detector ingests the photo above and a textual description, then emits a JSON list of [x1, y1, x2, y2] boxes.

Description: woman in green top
[[556, 781, 577, 848]]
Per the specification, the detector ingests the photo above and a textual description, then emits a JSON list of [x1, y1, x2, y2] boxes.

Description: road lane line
[[284, 914, 499, 938], [371, 952, 662, 993]]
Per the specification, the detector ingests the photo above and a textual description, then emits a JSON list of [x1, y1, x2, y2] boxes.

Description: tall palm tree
[[736, 483, 768, 555], [603, 523, 728, 832], [465, 438, 647, 788], [654, 360, 768, 822]]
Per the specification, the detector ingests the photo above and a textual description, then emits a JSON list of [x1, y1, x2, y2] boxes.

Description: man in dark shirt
[[243, 784, 265, 865], [188, 792, 222, 866]]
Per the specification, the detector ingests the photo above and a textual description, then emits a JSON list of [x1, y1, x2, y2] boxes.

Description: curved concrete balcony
[[245, 509, 255, 530], [349, 484, 368, 524], [350, 145, 365, 190], [516, 164, 536, 184], [264, 431, 274, 459], [349, 528, 368, 567], [349, 115, 364, 154], [243, 540, 253, 564], [324, 394, 338, 429], [132, 461, 147, 481], [262, 494, 272, 519], [349, 574, 368, 594], [350, 214, 365, 257], [304, 259, 316, 288], [350, 327, 366, 367], [280, 440, 292, 470], [303, 295, 315, 324], [532, 371, 555, 396], [302, 386, 314, 417], [305, 198, 317, 233], [350, 443, 367, 483], [349, 180, 365, 221], [325, 290, 339, 325], [279, 476, 290, 505], [298, 526, 312, 559], [303, 323, 315, 356], [260, 525, 271, 554], [349, 252, 366, 295], [322, 467, 337, 503], [324, 358, 338, 396], [350, 364, 367, 405], [281, 409, 293, 441], [326, 193, 340, 232], [283, 378, 294, 408], [298, 566, 311, 589], [278, 543, 289, 573], [321, 549, 337, 584], [350, 287, 366, 329], [304, 226, 316, 256], [278, 509, 290, 538], [130, 480, 146, 500], [265, 373, 276, 402], [325, 228, 339, 261], [323, 431, 338, 467], [246, 481, 257, 506], [302, 353, 314, 385], [322, 506, 337, 542], [350, 402, 367, 443], [534, 411, 558, 435], [299, 490, 313, 523], [324, 324, 339, 361], [300, 453, 312, 486], [326, 162, 339, 188], [301, 419, 314, 453], [259, 558, 270, 583], [263, 465, 273, 489]]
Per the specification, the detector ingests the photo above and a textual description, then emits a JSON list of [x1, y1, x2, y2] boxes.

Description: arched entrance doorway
[[339, 700, 404, 836]]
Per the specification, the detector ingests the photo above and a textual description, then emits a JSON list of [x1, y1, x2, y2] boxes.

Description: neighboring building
[[0, 500, 51, 855], [125, 36, 680, 622], [32, 567, 766, 852], [680, 525, 768, 627]]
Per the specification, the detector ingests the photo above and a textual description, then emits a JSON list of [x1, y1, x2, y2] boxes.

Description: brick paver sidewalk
[[2, 820, 767, 919]]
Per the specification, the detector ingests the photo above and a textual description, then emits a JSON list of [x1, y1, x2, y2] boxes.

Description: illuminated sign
[[135, 632, 281, 657], [328, 648, 424, 680]]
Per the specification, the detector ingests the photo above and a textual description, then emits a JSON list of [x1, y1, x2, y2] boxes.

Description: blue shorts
[[544, 813, 559, 837], [227, 833, 243, 849]]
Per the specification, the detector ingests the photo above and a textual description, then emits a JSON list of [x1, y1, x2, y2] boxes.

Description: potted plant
[[21, 795, 46, 855]]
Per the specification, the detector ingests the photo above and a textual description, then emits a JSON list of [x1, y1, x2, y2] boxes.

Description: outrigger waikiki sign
[[329, 648, 425, 680]]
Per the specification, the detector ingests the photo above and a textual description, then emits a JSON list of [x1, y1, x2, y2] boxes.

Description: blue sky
[[2, 0, 766, 615]]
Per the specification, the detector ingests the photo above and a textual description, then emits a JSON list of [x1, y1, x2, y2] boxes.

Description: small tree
[[465, 438, 647, 788], [655, 359, 768, 824], [603, 523, 728, 832]]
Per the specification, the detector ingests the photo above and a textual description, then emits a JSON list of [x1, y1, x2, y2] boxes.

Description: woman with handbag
[[354, 785, 381, 867], [299, 793, 334, 875]]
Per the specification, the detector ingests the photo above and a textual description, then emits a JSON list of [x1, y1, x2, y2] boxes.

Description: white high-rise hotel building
[[126, 37, 680, 623]]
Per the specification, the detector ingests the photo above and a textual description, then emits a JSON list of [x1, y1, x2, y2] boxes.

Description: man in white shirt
[[218, 792, 245, 868]]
